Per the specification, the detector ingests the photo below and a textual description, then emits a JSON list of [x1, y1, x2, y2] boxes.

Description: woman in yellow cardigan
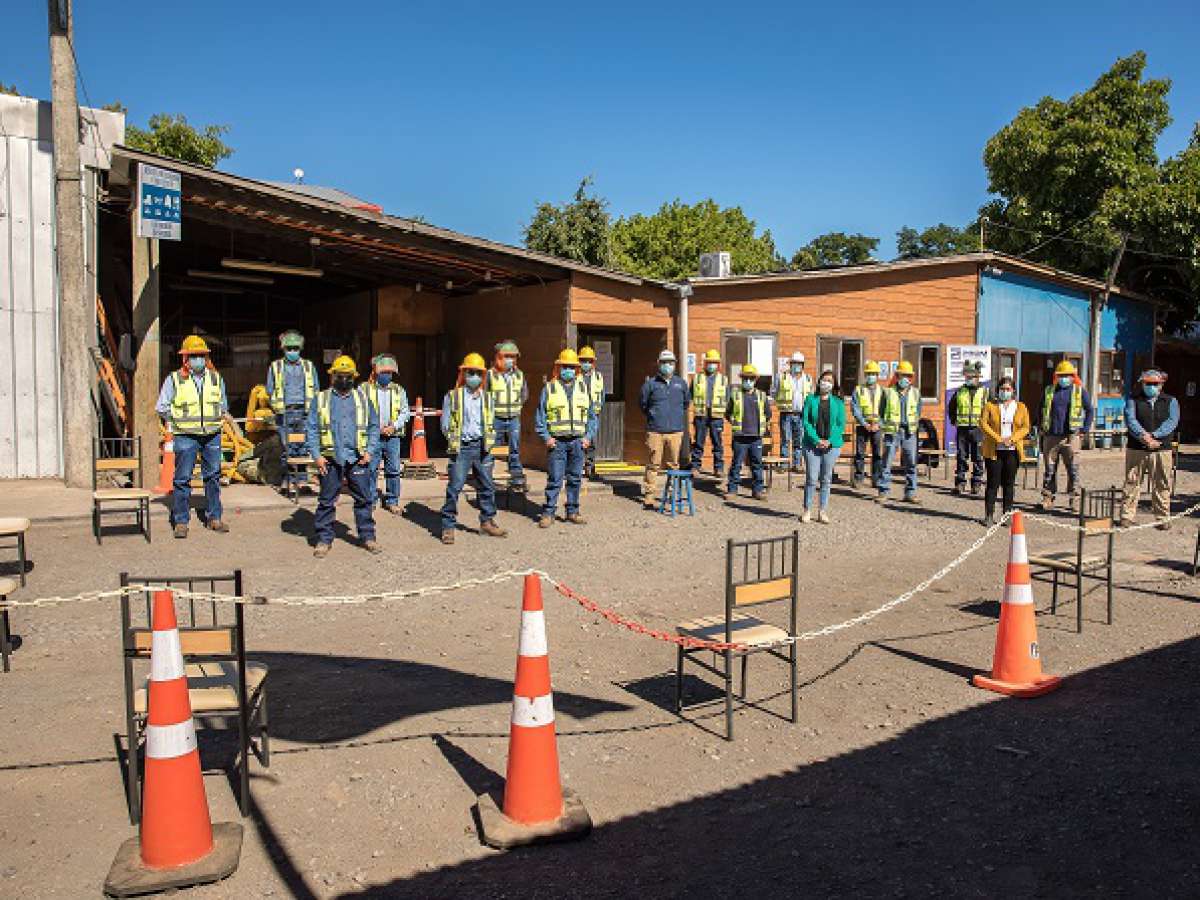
[[979, 375, 1030, 525]]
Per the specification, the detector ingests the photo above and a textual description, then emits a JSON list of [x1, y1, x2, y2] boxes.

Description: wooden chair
[[118, 570, 269, 824], [283, 432, 315, 503], [1028, 486, 1119, 633], [92, 437, 152, 544], [0, 518, 30, 587], [0, 576, 17, 673], [1020, 427, 1041, 490], [675, 531, 799, 741]]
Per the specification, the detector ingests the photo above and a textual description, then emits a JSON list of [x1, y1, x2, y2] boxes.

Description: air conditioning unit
[[699, 251, 731, 278]]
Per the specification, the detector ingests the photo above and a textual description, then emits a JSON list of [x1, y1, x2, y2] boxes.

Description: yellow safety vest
[[692, 372, 729, 413], [1042, 385, 1085, 432], [317, 387, 369, 457], [727, 389, 769, 436], [168, 370, 224, 436], [854, 384, 883, 422], [487, 369, 525, 419], [544, 379, 592, 438], [446, 387, 496, 454], [954, 385, 987, 426], [881, 388, 920, 434], [367, 382, 409, 436], [268, 358, 318, 414], [581, 370, 605, 416], [775, 372, 812, 408]]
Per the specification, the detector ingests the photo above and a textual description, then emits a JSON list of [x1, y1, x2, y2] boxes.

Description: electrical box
[[699, 251, 731, 278]]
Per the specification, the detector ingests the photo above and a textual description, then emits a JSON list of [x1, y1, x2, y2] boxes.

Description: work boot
[[1117, 516, 1135, 528], [713, 469, 724, 480], [313, 543, 331, 559], [983, 514, 995, 527], [902, 495, 920, 505], [800, 509, 812, 524], [1039, 497, 1054, 511], [566, 513, 586, 524], [1068, 495, 1079, 512], [382, 504, 401, 516], [206, 519, 230, 533], [1156, 519, 1172, 532], [643, 497, 657, 510], [363, 539, 382, 555], [951, 485, 963, 496], [970, 485, 982, 497], [874, 494, 889, 504], [817, 509, 830, 524], [752, 491, 767, 501], [720, 490, 730, 500], [538, 515, 553, 529], [480, 520, 508, 538], [851, 477, 863, 489], [173, 524, 188, 539]]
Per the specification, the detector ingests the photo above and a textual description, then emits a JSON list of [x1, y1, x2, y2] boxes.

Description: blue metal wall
[[977, 270, 1091, 352]]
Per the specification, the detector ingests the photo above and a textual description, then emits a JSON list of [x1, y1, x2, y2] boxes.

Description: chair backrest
[[119, 571, 245, 665], [725, 531, 799, 635], [93, 436, 143, 488], [1078, 487, 1120, 536]]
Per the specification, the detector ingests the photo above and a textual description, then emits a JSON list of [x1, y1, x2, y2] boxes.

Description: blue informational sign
[[137, 162, 182, 240]]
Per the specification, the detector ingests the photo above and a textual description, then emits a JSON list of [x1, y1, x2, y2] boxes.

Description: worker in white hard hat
[[774, 351, 813, 473], [638, 349, 691, 508]]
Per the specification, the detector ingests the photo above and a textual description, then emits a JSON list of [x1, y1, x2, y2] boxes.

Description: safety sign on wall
[[137, 163, 182, 240], [946, 345, 992, 389]]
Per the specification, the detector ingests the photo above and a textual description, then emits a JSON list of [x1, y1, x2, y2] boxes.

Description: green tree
[[895, 223, 981, 259], [789, 232, 878, 269], [1, 82, 18, 96], [125, 113, 233, 168], [522, 177, 613, 267], [611, 199, 780, 280]]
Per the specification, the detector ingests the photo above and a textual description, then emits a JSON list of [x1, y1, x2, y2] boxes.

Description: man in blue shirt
[[1039, 360, 1094, 511], [1120, 369, 1180, 528], [535, 349, 599, 527], [265, 329, 319, 487], [306, 355, 380, 558], [367, 353, 411, 514], [639, 349, 691, 509], [439, 352, 508, 544]]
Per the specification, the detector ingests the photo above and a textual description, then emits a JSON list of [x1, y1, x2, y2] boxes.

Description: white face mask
[[818, 381, 833, 394]]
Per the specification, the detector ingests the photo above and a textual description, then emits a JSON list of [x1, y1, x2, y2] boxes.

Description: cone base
[[476, 788, 591, 850], [104, 822, 242, 898], [973, 672, 1063, 698], [402, 462, 438, 479]]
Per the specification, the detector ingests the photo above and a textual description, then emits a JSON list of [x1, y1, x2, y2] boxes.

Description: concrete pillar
[[131, 233, 161, 488]]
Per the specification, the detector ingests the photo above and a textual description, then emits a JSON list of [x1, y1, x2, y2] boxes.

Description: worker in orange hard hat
[[155, 334, 231, 538]]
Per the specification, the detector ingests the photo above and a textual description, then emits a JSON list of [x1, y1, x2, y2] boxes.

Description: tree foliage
[[895, 222, 981, 259], [125, 113, 233, 168], [0, 82, 18, 96], [522, 177, 613, 267], [789, 232, 878, 269]]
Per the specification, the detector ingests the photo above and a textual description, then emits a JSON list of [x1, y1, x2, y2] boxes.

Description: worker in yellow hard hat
[[534, 349, 598, 528], [486, 339, 528, 489], [876, 359, 923, 504], [1039, 359, 1093, 511], [155, 334, 230, 538], [851, 360, 886, 490], [306, 355, 380, 558], [265, 329, 320, 491], [577, 346, 605, 478], [690, 349, 729, 477], [723, 364, 773, 501], [439, 352, 508, 544]]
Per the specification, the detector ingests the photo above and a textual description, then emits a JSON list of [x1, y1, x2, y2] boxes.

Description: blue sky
[[7, 1, 1198, 259]]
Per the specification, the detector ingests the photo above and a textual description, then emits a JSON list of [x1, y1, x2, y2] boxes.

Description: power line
[[985, 217, 1197, 265], [65, 33, 112, 172]]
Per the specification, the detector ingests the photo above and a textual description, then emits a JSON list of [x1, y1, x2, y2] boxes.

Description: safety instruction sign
[[946, 345, 992, 389], [137, 163, 182, 240]]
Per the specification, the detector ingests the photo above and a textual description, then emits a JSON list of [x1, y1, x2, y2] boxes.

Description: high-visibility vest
[[487, 369, 525, 419], [692, 372, 729, 413], [367, 382, 409, 436], [954, 385, 987, 426], [268, 358, 318, 414], [446, 387, 496, 454], [581, 370, 605, 416], [854, 384, 883, 422], [168, 370, 224, 436], [544, 379, 591, 438], [775, 372, 813, 408], [727, 389, 769, 436], [1042, 384, 1085, 432], [317, 387, 369, 457], [881, 388, 920, 434]]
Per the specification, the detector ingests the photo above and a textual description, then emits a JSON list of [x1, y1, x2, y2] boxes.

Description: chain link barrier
[[1024, 499, 1200, 533]]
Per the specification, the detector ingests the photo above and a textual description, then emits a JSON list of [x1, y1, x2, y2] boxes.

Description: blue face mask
[[898, 377, 911, 390], [790, 365, 802, 376], [998, 389, 1014, 401], [865, 374, 878, 386], [660, 363, 675, 377], [741, 380, 755, 392], [1058, 376, 1074, 389], [465, 373, 483, 390], [560, 368, 577, 383], [503, 357, 515, 372], [376, 372, 392, 386], [284, 349, 301, 363], [705, 363, 718, 375], [1143, 384, 1161, 399], [188, 356, 207, 374], [580, 362, 593, 373]]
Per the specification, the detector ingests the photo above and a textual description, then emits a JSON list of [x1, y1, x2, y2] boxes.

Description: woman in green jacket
[[801, 371, 847, 523]]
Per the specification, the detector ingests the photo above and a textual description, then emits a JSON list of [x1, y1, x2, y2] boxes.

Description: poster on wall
[[593, 340, 615, 388], [946, 345, 992, 389], [750, 337, 774, 376]]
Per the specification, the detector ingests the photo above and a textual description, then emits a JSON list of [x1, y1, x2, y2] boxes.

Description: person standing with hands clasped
[[800, 371, 846, 523], [639, 350, 691, 509], [535, 349, 598, 528], [724, 364, 773, 500], [1120, 369, 1180, 529], [979, 376, 1029, 526]]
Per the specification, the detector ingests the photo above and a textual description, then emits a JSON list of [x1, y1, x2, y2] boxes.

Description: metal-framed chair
[[283, 432, 315, 503], [118, 570, 269, 824], [1020, 427, 1041, 490], [0, 517, 31, 587], [1028, 486, 1119, 633], [92, 437, 152, 543], [675, 531, 799, 741]]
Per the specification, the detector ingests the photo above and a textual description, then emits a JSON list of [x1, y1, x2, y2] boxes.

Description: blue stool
[[659, 469, 695, 517]]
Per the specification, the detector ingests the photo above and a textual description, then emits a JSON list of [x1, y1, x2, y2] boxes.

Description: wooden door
[[581, 331, 625, 460]]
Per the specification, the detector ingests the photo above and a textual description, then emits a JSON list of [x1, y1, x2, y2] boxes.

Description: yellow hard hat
[[577, 346, 596, 361], [459, 352, 487, 371], [895, 360, 916, 378], [556, 349, 581, 367], [740, 364, 758, 378], [1054, 360, 1077, 377], [863, 360, 881, 375], [179, 335, 210, 355], [328, 354, 359, 377], [703, 349, 721, 362]]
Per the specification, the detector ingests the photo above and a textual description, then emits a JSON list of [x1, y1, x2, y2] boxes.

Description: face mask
[[188, 356, 207, 374], [333, 376, 354, 392], [966, 378, 978, 388], [560, 368, 577, 383], [705, 363, 718, 374], [741, 380, 755, 392], [819, 381, 833, 394], [1144, 384, 1161, 398], [865, 374, 878, 386], [376, 372, 392, 386], [284, 349, 301, 363], [580, 362, 593, 373], [898, 377, 911, 390], [465, 373, 483, 390], [790, 365, 802, 376], [1058, 377, 1073, 389], [998, 389, 1013, 401], [660, 363, 675, 377], [503, 357, 515, 372]]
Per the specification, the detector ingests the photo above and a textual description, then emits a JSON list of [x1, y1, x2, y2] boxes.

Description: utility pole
[[48, 0, 93, 488], [1087, 232, 1130, 405]]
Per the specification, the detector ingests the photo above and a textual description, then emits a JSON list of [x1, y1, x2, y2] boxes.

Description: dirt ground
[[2, 450, 1199, 898]]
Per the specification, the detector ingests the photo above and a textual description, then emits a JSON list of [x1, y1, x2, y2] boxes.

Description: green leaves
[[125, 113, 233, 168], [522, 176, 614, 268], [895, 223, 981, 260], [789, 232, 878, 269]]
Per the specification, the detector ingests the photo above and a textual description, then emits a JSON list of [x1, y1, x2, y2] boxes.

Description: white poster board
[[946, 345, 992, 389], [750, 337, 774, 376], [594, 340, 615, 389]]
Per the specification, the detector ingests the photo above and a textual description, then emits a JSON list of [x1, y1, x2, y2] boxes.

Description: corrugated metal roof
[[261, 181, 379, 210]]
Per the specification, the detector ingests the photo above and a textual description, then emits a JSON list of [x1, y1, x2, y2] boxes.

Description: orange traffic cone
[[152, 430, 175, 495], [973, 512, 1063, 697], [475, 575, 591, 849], [404, 396, 436, 479], [104, 590, 242, 896]]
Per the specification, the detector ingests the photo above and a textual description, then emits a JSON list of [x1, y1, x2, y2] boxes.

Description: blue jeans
[[879, 429, 919, 498], [314, 458, 376, 544], [954, 427, 984, 490], [171, 432, 223, 526], [727, 436, 764, 494], [372, 434, 404, 508], [804, 445, 838, 509], [690, 416, 725, 473], [494, 418, 524, 481], [779, 412, 804, 468], [544, 437, 584, 517], [441, 440, 498, 531]]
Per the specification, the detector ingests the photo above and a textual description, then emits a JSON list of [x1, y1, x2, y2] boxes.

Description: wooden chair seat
[[287, 456, 315, 466], [676, 612, 788, 648], [95, 458, 139, 472], [0, 576, 17, 595], [134, 661, 268, 715], [1029, 551, 1107, 573], [93, 488, 154, 501], [0, 518, 31, 536]]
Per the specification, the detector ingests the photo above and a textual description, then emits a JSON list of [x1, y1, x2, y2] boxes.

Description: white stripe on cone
[[1009, 533, 1028, 563], [518, 610, 548, 657], [511, 694, 555, 728], [146, 719, 199, 759], [1003, 581, 1035, 606], [150, 630, 185, 681]]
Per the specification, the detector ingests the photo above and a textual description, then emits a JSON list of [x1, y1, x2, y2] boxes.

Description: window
[[901, 342, 941, 402], [993, 348, 1018, 383], [817, 336, 864, 395], [1098, 349, 1126, 396], [721, 330, 777, 391]]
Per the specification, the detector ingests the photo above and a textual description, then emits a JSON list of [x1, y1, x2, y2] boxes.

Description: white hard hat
[[658, 350, 677, 363], [790, 352, 806, 364]]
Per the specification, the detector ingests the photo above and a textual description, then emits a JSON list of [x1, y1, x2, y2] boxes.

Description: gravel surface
[[1, 451, 1198, 898]]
